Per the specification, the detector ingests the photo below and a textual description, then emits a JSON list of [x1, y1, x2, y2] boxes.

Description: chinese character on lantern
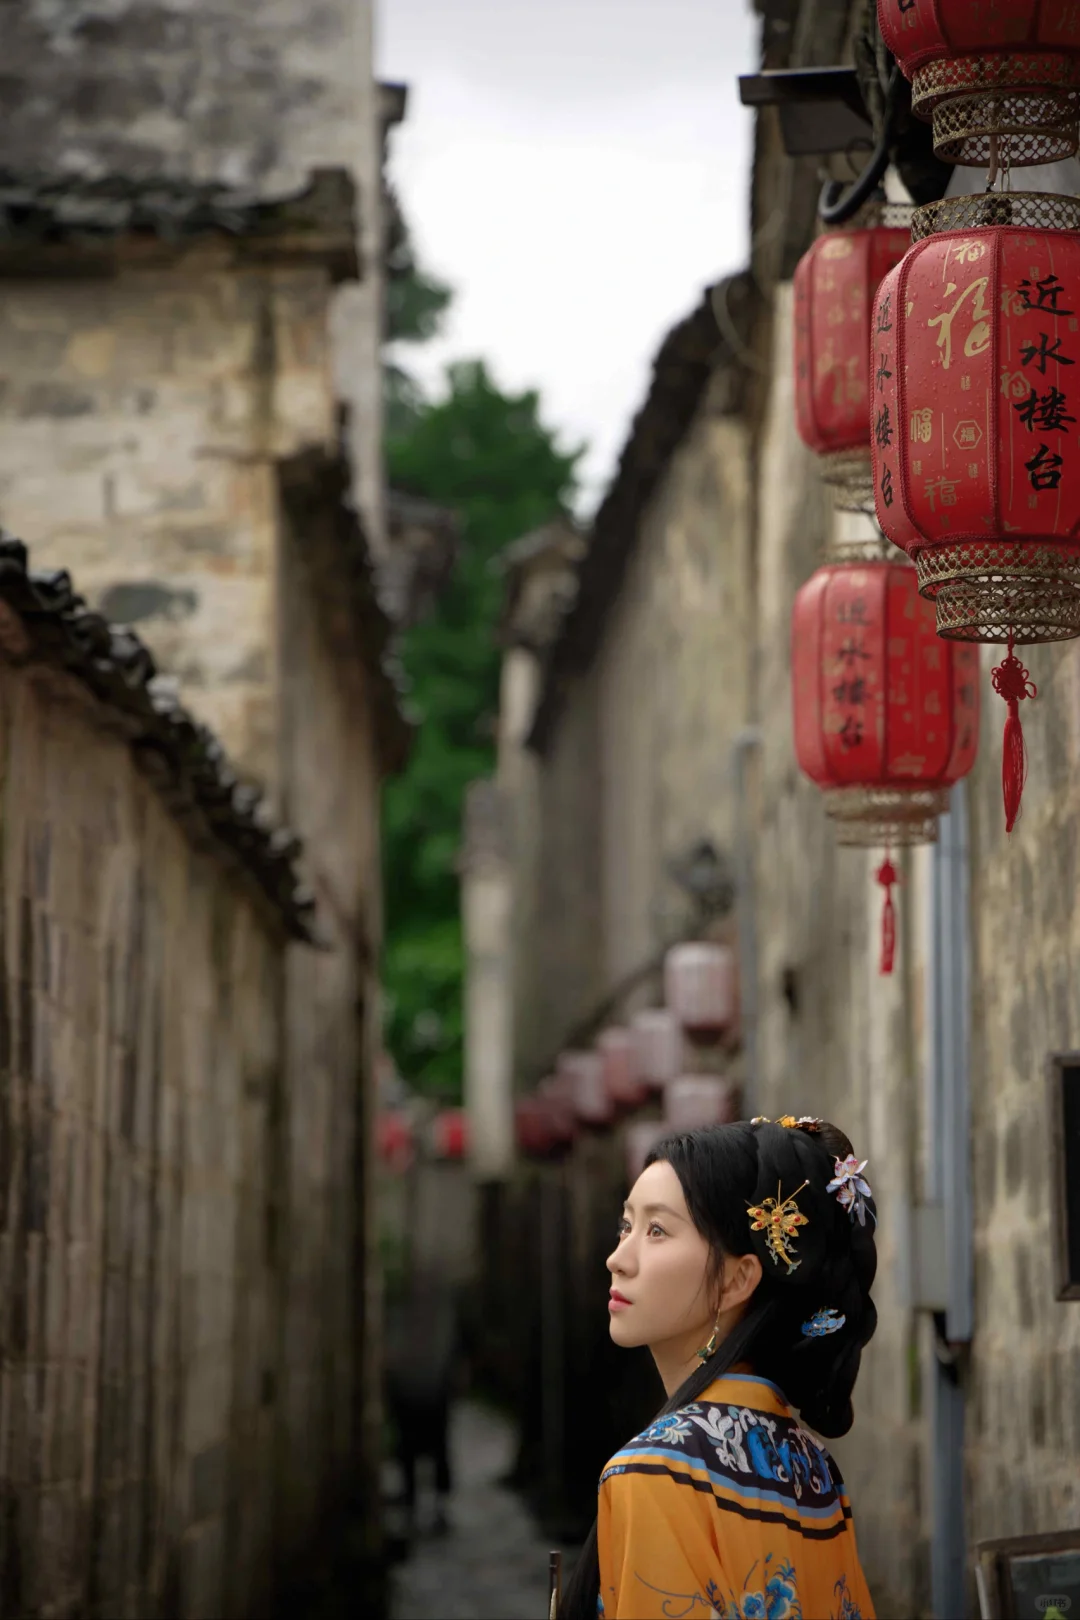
[[792, 557, 979, 971]]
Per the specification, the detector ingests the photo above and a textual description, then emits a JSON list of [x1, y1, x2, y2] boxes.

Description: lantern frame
[[878, 0, 1080, 169]]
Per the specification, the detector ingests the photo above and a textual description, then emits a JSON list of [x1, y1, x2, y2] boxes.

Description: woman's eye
[[648, 1222, 667, 1238], [616, 1219, 630, 1238]]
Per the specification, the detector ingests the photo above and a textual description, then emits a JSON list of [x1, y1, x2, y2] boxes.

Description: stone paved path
[[388, 1399, 559, 1620]]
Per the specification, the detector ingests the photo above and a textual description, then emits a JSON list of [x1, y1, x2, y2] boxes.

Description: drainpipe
[[731, 727, 763, 1114], [926, 782, 973, 1620]]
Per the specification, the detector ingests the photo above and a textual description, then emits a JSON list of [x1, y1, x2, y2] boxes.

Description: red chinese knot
[[794, 225, 910, 509]]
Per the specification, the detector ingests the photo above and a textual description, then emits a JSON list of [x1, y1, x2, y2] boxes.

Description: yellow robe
[[596, 1372, 875, 1620]]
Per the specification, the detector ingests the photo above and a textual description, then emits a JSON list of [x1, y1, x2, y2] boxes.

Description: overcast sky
[[376, 0, 760, 514]]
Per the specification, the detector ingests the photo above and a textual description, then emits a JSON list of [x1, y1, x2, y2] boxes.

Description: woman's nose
[[607, 1243, 631, 1275]]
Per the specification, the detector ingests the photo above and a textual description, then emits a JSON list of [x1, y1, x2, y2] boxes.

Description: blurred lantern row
[[514, 941, 740, 1176], [376, 1103, 469, 1174], [790, 0, 1080, 972]]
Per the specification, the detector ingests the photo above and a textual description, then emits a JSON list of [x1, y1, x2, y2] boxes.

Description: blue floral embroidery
[[638, 1413, 696, 1445], [832, 1574, 862, 1620], [717, 1556, 803, 1620]]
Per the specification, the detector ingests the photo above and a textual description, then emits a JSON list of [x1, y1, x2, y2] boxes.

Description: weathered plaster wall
[[750, 283, 930, 1618], [0, 259, 337, 787], [0, 652, 354, 1619], [531, 666, 604, 1070], [964, 633, 1080, 1541], [275, 487, 385, 1554], [0, 0, 385, 547], [594, 377, 753, 993]]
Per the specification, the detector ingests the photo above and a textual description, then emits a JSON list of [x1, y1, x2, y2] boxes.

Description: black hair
[[558, 1118, 878, 1620]]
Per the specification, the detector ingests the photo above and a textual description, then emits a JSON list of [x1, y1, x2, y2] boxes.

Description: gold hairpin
[[747, 1180, 810, 1274], [751, 1115, 822, 1131]]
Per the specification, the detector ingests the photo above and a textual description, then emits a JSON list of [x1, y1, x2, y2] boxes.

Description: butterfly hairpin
[[747, 1181, 809, 1274]]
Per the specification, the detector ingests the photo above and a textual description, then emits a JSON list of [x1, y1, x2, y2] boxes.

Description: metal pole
[[732, 727, 763, 1113]]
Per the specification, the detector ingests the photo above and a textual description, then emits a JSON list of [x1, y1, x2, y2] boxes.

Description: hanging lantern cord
[[991, 633, 1037, 834], [875, 850, 898, 978]]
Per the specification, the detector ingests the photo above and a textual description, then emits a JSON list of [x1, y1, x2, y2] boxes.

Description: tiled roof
[[527, 273, 757, 753], [0, 535, 317, 941], [0, 167, 359, 279]]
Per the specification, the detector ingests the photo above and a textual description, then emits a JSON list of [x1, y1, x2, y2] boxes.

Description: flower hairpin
[[827, 1155, 875, 1227], [751, 1114, 823, 1132], [802, 1306, 845, 1338], [747, 1181, 809, 1274]]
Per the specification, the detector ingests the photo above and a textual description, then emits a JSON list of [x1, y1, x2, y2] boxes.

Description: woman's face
[[606, 1159, 716, 1357]]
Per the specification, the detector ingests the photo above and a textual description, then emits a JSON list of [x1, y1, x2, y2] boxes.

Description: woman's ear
[[718, 1250, 763, 1312]]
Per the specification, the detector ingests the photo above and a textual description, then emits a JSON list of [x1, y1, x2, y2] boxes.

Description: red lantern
[[376, 1111, 414, 1173], [664, 1077, 740, 1131], [516, 1094, 574, 1158], [872, 223, 1080, 827], [663, 943, 738, 1037], [537, 1077, 578, 1142], [792, 556, 979, 969], [794, 224, 911, 511], [432, 1108, 468, 1160], [597, 1027, 649, 1109], [629, 1009, 682, 1089], [879, 0, 1080, 169]]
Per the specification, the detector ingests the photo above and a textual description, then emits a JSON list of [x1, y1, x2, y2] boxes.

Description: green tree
[[383, 360, 583, 1098], [383, 185, 453, 435]]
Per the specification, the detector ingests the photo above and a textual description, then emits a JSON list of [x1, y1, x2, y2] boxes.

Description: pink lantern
[[597, 1027, 649, 1108], [558, 1050, 614, 1126], [432, 1108, 468, 1160], [664, 944, 738, 1037], [630, 1009, 682, 1088], [664, 1076, 740, 1131], [625, 1121, 671, 1186], [516, 1096, 567, 1158], [536, 1079, 578, 1144]]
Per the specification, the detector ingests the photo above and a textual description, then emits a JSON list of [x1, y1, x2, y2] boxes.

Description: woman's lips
[[609, 1290, 632, 1312]]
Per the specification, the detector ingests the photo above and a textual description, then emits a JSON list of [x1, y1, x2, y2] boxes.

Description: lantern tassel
[[875, 855, 898, 977], [991, 635, 1036, 834]]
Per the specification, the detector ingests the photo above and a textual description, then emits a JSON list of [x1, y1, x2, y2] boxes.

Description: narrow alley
[[388, 1402, 561, 1620]]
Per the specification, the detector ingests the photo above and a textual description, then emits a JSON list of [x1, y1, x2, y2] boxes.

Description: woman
[[559, 1116, 877, 1620]]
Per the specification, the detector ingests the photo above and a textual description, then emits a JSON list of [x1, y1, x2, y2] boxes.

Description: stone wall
[[0, 647, 354, 1619], [0, 0, 385, 548], [0, 258, 337, 789]]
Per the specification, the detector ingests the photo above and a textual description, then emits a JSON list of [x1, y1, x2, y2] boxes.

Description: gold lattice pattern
[[820, 449, 876, 516], [823, 786, 949, 849], [831, 199, 914, 233], [912, 540, 1080, 643], [911, 190, 1080, 239], [912, 53, 1080, 167], [932, 89, 1079, 166], [820, 534, 895, 565]]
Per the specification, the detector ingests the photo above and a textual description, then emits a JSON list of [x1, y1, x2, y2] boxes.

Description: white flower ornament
[[826, 1154, 874, 1226]]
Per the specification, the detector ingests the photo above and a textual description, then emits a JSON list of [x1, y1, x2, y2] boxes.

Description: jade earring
[[696, 1311, 723, 1363]]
